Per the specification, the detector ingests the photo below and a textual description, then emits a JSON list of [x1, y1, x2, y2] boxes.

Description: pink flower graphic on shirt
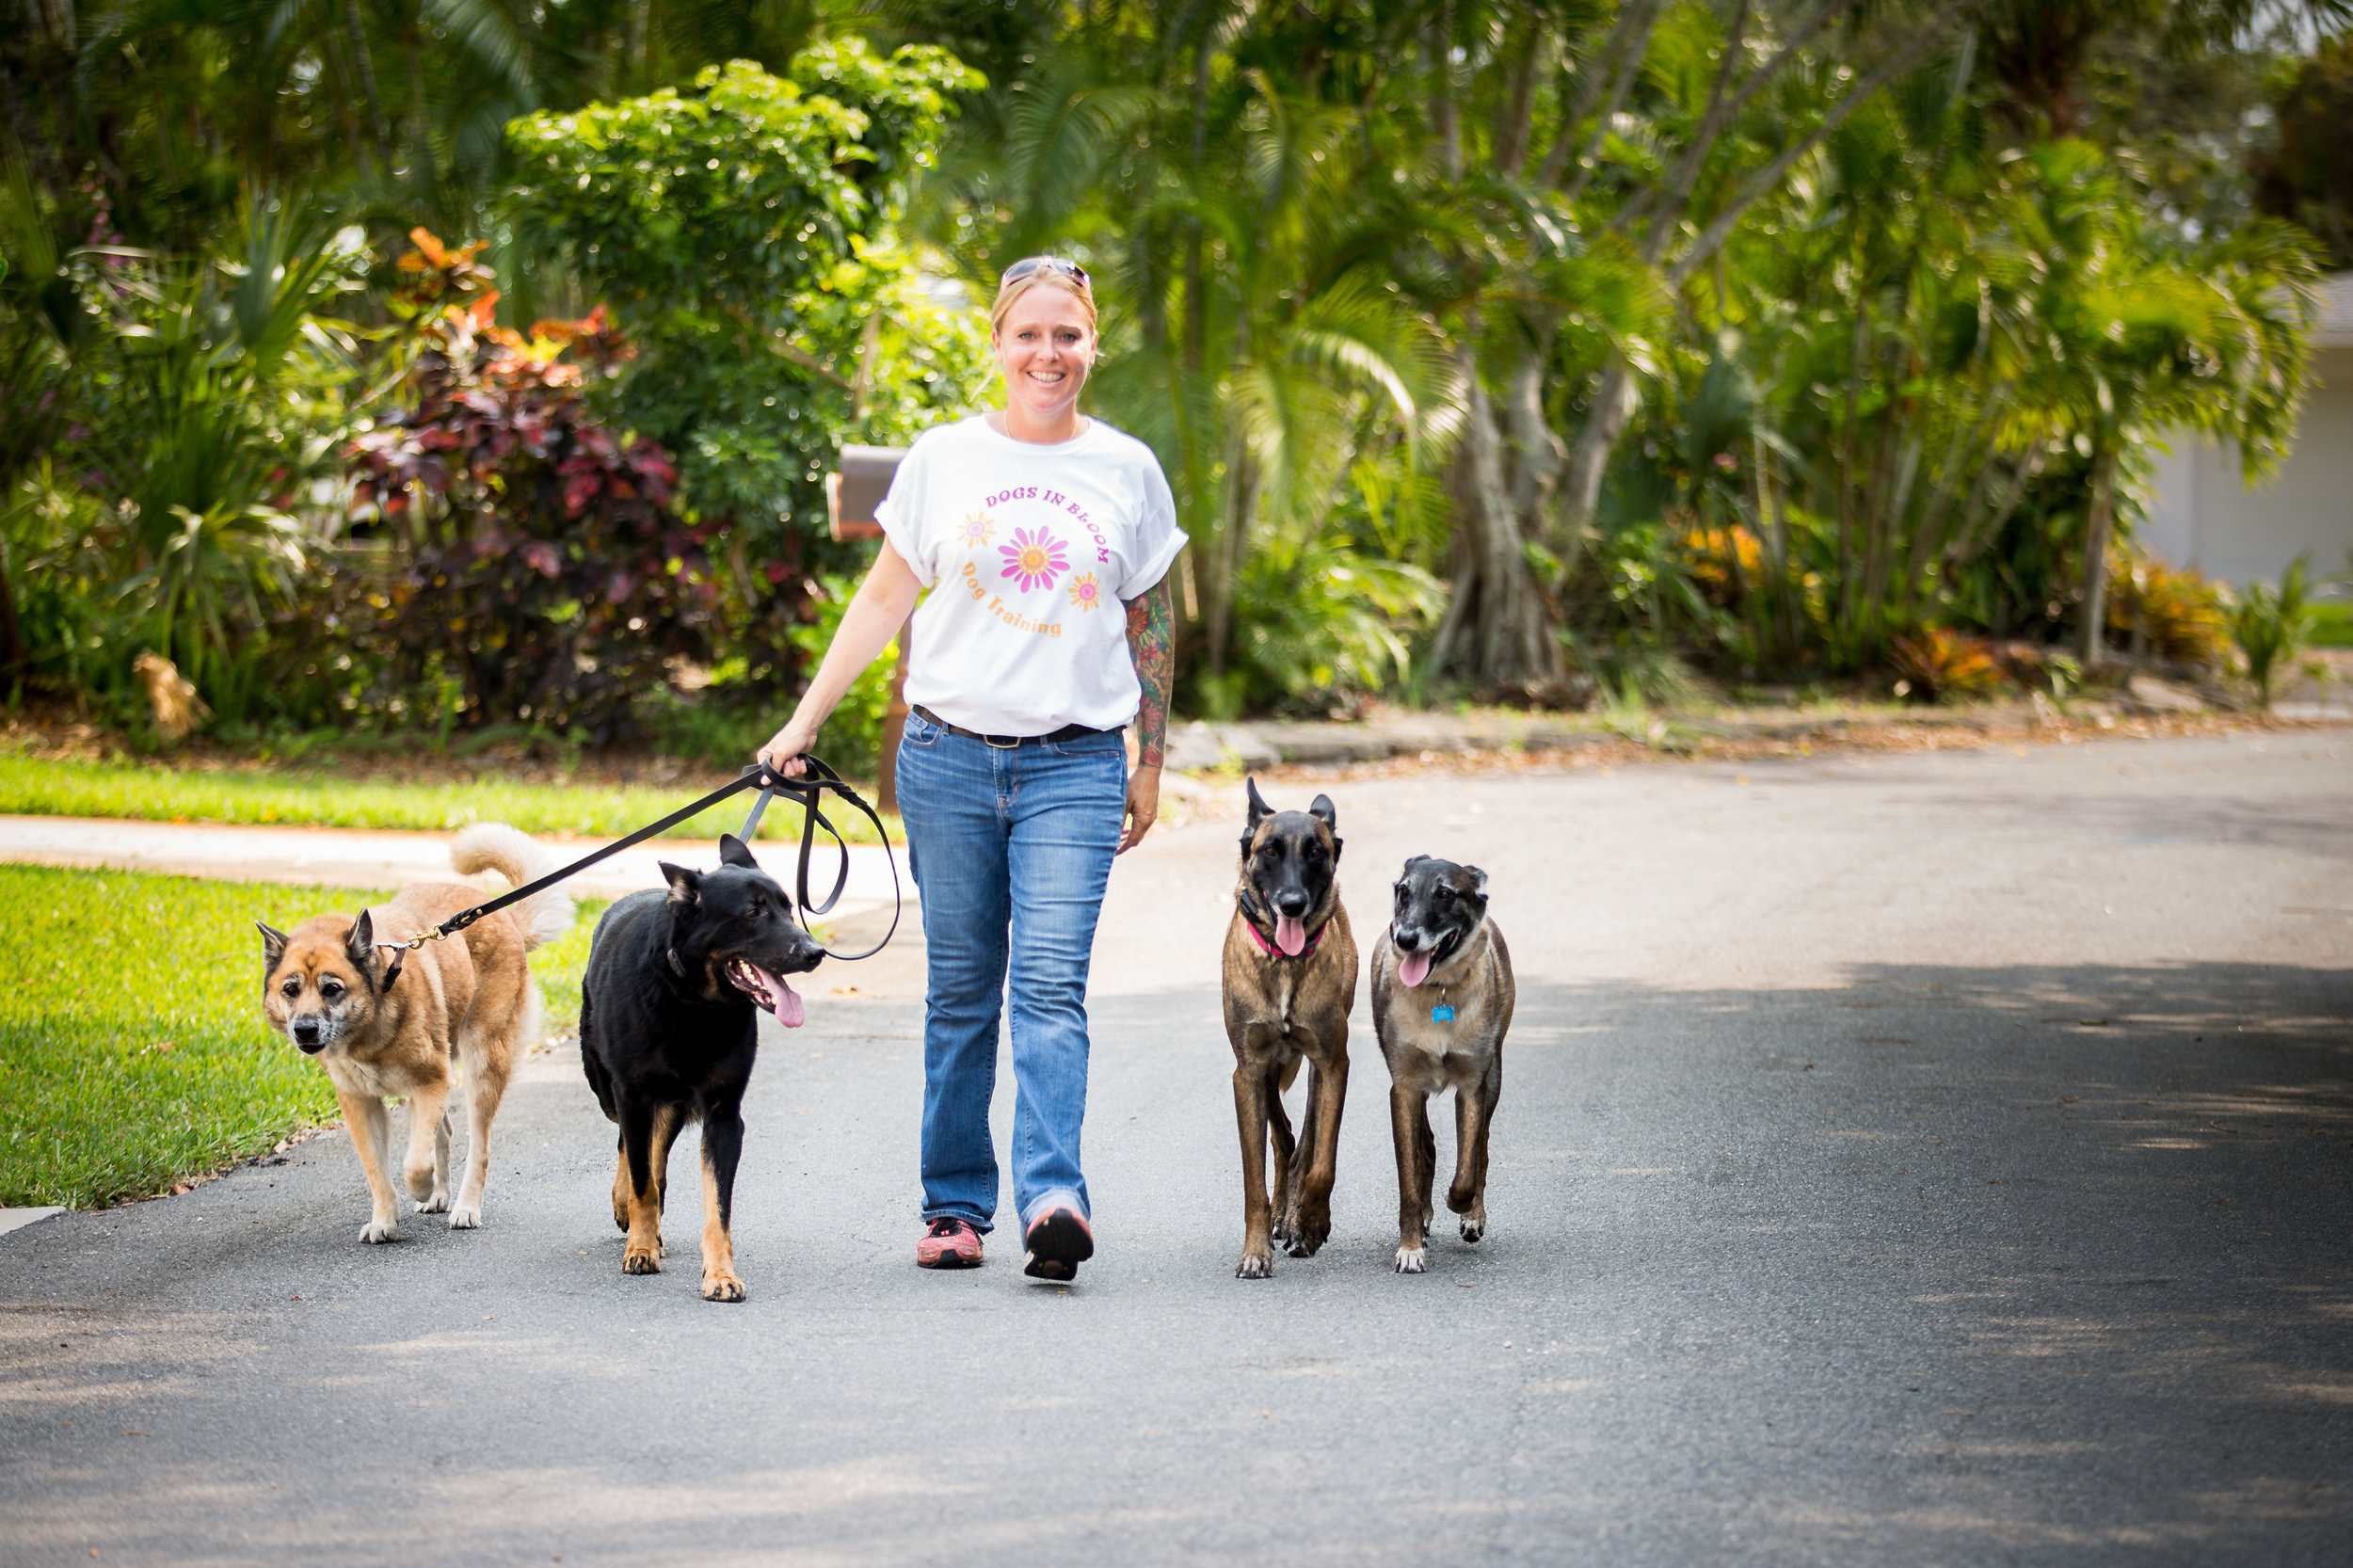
[[956, 512, 995, 548], [1067, 572, 1103, 612], [999, 527, 1068, 593]]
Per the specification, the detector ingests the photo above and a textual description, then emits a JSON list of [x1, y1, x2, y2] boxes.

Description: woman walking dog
[[760, 257, 1180, 1282]]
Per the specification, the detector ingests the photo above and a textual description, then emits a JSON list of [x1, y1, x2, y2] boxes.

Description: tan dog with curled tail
[[258, 824, 572, 1241]]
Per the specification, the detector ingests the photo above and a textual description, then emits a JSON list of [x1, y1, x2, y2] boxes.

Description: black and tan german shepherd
[[1221, 779, 1359, 1278], [579, 834, 823, 1302]]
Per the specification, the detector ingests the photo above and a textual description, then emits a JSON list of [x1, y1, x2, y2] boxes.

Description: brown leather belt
[[911, 705, 1118, 749]]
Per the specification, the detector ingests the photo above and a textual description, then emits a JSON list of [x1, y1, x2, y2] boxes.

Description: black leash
[[379, 757, 900, 983], [732, 753, 903, 961]]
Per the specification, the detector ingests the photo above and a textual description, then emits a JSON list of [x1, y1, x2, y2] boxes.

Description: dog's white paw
[[414, 1190, 451, 1215], [1236, 1252, 1273, 1280], [446, 1204, 481, 1230], [1394, 1245, 1426, 1273], [1459, 1217, 1485, 1245], [359, 1219, 399, 1244]]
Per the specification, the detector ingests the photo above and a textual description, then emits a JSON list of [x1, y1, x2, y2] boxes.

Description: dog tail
[[451, 823, 576, 951]]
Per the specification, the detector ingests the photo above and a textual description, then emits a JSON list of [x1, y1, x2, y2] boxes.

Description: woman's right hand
[[758, 715, 819, 779]]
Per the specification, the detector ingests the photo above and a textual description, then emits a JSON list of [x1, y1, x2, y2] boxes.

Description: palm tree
[[2008, 143, 2320, 664]]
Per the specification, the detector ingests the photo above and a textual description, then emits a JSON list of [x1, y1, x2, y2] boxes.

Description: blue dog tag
[[1433, 1004, 1455, 1022]]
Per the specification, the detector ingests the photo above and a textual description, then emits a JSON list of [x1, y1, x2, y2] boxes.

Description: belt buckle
[[984, 732, 1019, 749]]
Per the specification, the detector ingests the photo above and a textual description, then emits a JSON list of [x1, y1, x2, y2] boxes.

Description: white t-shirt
[[877, 414, 1185, 736]]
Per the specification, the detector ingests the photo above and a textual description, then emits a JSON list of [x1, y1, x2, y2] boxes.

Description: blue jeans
[[896, 710, 1127, 1233]]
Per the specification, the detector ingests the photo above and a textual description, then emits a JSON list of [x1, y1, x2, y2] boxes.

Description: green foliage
[[0, 191, 371, 721], [2251, 33, 2353, 267], [2232, 553, 2319, 707], [4, 4, 2346, 739], [504, 49, 991, 702], [647, 568, 903, 776], [785, 574, 901, 775]]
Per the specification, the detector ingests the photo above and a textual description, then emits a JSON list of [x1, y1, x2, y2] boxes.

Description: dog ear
[[344, 909, 376, 973], [1245, 776, 1272, 827], [1464, 865, 1489, 906], [1307, 794, 1340, 861], [257, 920, 289, 976], [661, 862, 702, 905], [718, 833, 759, 870]]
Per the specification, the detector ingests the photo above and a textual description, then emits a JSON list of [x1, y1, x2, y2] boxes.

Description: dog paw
[[623, 1245, 663, 1275], [1459, 1216, 1485, 1244], [359, 1219, 399, 1244], [1394, 1245, 1426, 1273], [1286, 1212, 1330, 1257], [1270, 1218, 1297, 1248], [446, 1205, 481, 1230], [1236, 1252, 1273, 1280], [414, 1190, 451, 1215], [701, 1272, 747, 1303]]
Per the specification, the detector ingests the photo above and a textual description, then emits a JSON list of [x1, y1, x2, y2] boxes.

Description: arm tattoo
[[1125, 575, 1175, 769]]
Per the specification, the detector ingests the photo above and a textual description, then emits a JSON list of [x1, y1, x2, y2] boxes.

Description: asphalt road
[[5, 729, 2351, 1566]]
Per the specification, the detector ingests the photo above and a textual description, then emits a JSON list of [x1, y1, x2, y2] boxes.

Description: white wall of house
[[2141, 274, 2353, 595]]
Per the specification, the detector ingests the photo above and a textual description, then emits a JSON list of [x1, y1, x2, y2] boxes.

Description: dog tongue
[[1397, 949, 1433, 988], [1275, 915, 1307, 956], [768, 971, 805, 1029]]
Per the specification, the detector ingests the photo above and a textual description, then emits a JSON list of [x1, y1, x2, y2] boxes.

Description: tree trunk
[[1554, 356, 1639, 548], [0, 545, 24, 677], [2077, 442, 2119, 666], [342, 0, 391, 174], [1433, 345, 1567, 698]]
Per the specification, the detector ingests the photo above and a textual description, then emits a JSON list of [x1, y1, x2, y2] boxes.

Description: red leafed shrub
[[347, 231, 715, 744]]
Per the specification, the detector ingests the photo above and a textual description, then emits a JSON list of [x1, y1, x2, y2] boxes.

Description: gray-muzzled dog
[[1369, 855, 1514, 1273]]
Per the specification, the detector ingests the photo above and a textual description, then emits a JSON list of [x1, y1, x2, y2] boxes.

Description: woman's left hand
[[1118, 763, 1160, 854]]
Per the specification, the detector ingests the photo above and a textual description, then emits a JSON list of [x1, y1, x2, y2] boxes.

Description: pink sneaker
[[1022, 1205, 1094, 1281], [917, 1217, 984, 1269]]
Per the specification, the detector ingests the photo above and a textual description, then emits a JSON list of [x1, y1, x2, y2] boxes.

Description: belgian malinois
[[258, 824, 572, 1242], [1369, 855, 1514, 1273], [1222, 779, 1359, 1278]]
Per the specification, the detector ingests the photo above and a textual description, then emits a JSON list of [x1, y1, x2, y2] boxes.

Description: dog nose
[[1274, 891, 1312, 918], [290, 1016, 323, 1049]]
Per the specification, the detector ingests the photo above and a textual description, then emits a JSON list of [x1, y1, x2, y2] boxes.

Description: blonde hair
[[990, 269, 1098, 336]]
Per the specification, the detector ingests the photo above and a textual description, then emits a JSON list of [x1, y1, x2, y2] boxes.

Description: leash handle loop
[[753, 754, 899, 961]]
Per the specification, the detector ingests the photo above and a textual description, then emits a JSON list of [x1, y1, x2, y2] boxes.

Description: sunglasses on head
[[1001, 255, 1089, 288]]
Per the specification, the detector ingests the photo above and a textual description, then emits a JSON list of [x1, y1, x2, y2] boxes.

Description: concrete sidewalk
[[0, 814, 910, 920]]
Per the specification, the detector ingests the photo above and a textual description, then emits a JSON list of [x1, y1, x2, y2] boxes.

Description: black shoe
[[1021, 1205, 1094, 1281]]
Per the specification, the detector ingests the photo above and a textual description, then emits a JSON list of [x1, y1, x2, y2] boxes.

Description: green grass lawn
[[2307, 603, 2353, 648], [0, 863, 604, 1209], [0, 753, 899, 844]]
